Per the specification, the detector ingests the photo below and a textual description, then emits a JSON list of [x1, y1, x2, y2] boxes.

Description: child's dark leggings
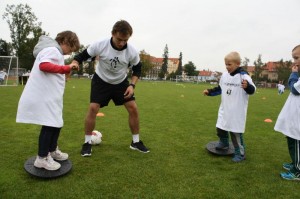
[[287, 136, 300, 176], [38, 126, 61, 157], [217, 127, 245, 156]]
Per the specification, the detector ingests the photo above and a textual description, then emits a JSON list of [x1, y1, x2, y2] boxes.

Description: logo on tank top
[[226, 89, 232, 95], [110, 57, 120, 69]]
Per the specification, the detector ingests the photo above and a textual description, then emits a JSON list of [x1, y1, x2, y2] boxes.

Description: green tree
[[20, 26, 45, 70], [241, 57, 250, 71], [253, 54, 264, 83], [175, 52, 183, 75], [167, 71, 176, 80], [0, 39, 12, 56], [159, 44, 168, 79], [139, 50, 154, 78], [3, 4, 46, 70], [184, 61, 197, 76], [277, 59, 292, 85]]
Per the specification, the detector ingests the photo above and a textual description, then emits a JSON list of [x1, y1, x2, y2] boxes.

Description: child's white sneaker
[[50, 147, 68, 161], [34, 154, 61, 170]]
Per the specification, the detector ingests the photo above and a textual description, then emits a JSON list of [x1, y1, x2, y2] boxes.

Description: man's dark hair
[[111, 20, 133, 36]]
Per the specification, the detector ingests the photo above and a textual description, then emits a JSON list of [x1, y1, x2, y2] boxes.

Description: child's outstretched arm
[[39, 62, 77, 74], [288, 65, 300, 95], [203, 85, 221, 96]]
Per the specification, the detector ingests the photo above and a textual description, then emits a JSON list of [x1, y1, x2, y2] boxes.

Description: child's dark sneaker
[[130, 140, 149, 153], [81, 142, 92, 157], [232, 154, 245, 162], [283, 163, 293, 171], [215, 142, 229, 150], [280, 171, 300, 181]]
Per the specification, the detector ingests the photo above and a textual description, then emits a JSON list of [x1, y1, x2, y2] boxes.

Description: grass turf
[[0, 79, 298, 198]]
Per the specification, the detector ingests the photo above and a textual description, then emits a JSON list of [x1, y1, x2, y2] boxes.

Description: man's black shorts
[[90, 74, 135, 107]]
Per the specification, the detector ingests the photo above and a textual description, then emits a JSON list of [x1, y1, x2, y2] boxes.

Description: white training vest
[[216, 72, 255, 133], [274, 93, 300, 140], [16, 47, 65, 127], [87, 38, 140, 84]]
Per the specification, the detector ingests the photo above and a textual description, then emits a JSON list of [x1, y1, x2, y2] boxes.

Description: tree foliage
[[0, 39, 13, 56], [277, 59, 292, 84], [184, 61, 197, 76], [3, 4, 46, 70], [253, 54, 264, 82], [175, 52, 183, 75], [241, 57, 250, 71], [159, 44, 168, 79], [139, 50, 154, 77]]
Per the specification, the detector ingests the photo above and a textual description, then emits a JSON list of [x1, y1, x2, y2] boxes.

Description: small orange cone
[[96, 112, 105, 117], [264, 118, 272, 123]]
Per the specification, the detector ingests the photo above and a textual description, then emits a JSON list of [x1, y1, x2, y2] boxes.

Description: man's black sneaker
[[81, 142, 92, 157], [130, 140, 150, 153]]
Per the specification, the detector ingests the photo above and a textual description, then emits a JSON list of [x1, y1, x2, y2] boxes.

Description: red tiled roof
[[198, 70, 212, 76], [265, 61, 278, 72], [150, 57, 178, 64], [168, 58, 179, 64]]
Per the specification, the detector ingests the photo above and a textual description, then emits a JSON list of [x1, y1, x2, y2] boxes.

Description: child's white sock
[[132, 134, 140, 143], [85, 135, 92, 144]]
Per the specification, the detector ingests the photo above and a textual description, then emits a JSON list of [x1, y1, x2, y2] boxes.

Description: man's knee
[[88, 103, 100, 115], [125, 101, 138, 115]]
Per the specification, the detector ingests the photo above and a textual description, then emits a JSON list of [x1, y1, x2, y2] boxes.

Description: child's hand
[[292, 65, 298, 73], [69, 62, 79, 70], [203, 89, 209, 96], [241, 80, 248, 89]]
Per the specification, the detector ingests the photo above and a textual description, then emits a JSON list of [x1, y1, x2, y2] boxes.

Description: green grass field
[[0, 79, 298, 198]]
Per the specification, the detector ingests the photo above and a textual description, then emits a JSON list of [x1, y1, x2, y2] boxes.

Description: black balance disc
[[24, 156, 72, 178], [206, 141, 234, 156]]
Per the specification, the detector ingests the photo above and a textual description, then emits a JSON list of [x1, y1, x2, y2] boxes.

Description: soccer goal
[[0, 56, 21, 86]]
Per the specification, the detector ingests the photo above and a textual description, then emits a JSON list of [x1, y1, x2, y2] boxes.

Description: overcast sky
[[1, 0, 300, 72]]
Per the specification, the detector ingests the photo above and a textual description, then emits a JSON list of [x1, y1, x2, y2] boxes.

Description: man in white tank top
[[72, 20, 149, 157]]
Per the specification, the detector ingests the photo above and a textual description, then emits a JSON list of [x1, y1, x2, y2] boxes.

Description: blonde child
[[203, 52, 256, 162]]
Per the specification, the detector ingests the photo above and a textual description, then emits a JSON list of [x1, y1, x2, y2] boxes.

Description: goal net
[[0, 56, 22, 86], [175, 75, 199, 83]]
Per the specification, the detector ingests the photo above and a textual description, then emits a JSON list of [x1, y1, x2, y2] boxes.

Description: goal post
[[175, 75, 199, 83], [0, 56, 21, 86]]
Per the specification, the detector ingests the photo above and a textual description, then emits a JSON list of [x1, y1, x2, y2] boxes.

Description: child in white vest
[[203, 52, 256, 162], [274, 45, 300, 180], [16, 31, 80, 170]]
